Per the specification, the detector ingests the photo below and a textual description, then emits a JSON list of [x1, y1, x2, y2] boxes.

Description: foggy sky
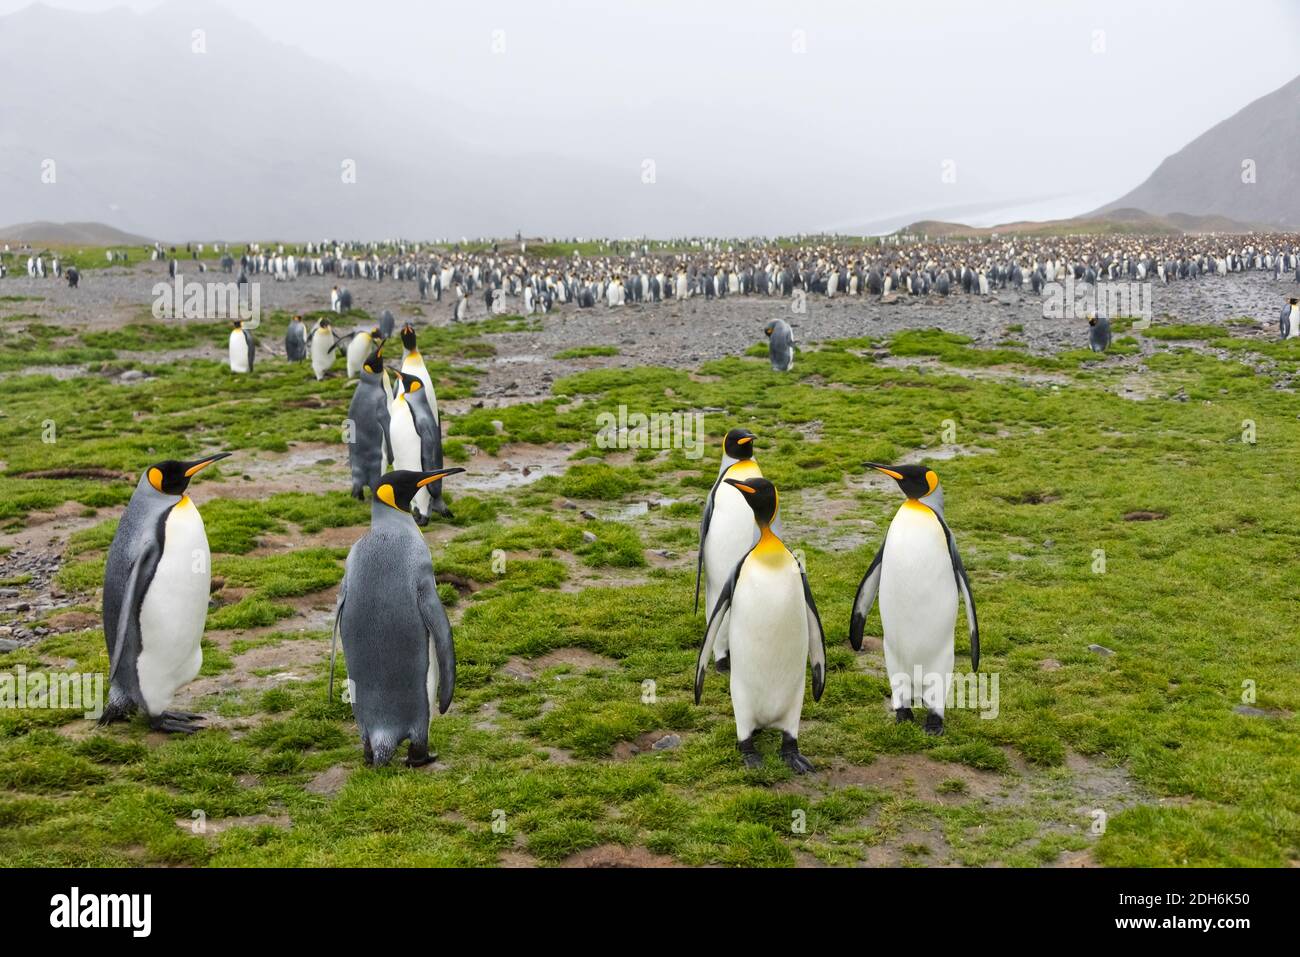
[[4, 0, 1299, 236]]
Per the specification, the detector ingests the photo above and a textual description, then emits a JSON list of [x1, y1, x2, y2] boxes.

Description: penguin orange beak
[[864, 462, 904, 480], [183, 452, 232, 478], [724, 479, 756, 494], [736, 435, 754, 446], [416, 467, 466, 488]]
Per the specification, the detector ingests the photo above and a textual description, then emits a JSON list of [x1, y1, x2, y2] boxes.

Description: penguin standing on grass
[[849, 464, 978, 735], [1088, 314, 1112, 352], [390, 371, 452, 522], [228, 320, 255, 373], [764, 319, 795, 371], [311, 318, 338, 379], [345, 325, 382, 379], [695, 477, 826, 773], [346, 347, 393, 500], [695, 428, 764, 671], [285, 315, 307, 362], [1281, 298, 1299, 339], [100, 452, 231, 732], [331, 467, 465, 767]]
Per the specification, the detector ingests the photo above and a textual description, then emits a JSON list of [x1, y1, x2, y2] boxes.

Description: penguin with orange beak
[[849, 463, 978, 735], [695, 476, 826, 773], [100, 452, 232, 732]]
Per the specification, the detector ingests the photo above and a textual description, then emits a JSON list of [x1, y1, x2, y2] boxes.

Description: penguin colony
[[100, 279, 980, 773], [85, 230, 1295, 770]]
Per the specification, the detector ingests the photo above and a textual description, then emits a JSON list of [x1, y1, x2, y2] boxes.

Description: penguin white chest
[[1289, 307, 1299, 339], [136, 500, 209, 714], [727, 553, 808, 731], [879, 503, 957, 669], [228, 331, 249, 373], [703, 482, 759, 613], [346, 334, 370, 376], [389, 399, 420, 469], [311, 334, 333, 379]]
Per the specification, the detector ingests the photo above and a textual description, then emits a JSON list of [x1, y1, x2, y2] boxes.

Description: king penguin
[[1088, 314, 1112, 352], [346, 346, 393, 500], [695, 428, 768, 671], [100, 452, 231, 732], [331, 467, 465, 767], [228, 320, 254, 374], [311, 317, 337, 380], [764, 318, 795, 371], [848, 464, 978, 735], [285, 315, 307, 362], [1281, 298, 1299, 340], [390, 371, 451, 522], [399, 323, 437, 402], [346, 325, 381, 379], [695, 477, 826, 772]]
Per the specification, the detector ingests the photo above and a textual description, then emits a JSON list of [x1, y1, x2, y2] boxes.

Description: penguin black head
[[146, 452, 232, 496], [763, 323, 775, 337], [401, 324, 418, 352], [363, 347, 384, 375], [724, 476, 778, 527], [374, 468, 465, 512], [397, 370, 423, 395], [723, 428, 756, 460], [865, 462, 938, 500], [1290, 298, 1299, 306], [318, 318, 332, 330], [1088, 316, 1097, 327]]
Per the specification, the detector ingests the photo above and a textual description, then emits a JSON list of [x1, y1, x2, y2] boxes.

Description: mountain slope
[[1095, 73, 1300, 229]]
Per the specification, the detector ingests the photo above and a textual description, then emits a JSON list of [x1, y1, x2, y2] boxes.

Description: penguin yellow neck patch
[[726, 460, 761, 480], [376, 484, 399, 510]]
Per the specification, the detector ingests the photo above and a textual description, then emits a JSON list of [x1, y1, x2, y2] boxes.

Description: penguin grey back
[[346, 367, 392, 500], [101, 473, 176, 714], [766, 319, 794, 371]]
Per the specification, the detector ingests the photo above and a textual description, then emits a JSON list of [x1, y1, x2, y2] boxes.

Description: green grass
[[1, 312, 1298, 867]]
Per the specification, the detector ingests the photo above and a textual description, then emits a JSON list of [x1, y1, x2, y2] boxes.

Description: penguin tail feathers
[[369, 734, 398, 768]]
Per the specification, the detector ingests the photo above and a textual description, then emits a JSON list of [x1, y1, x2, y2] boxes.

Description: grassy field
[[0, 306, 1297, 867]]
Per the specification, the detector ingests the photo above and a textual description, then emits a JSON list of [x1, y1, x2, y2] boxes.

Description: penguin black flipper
[[799, 567, 827, 701], [933, 513, 979, 672], [848, 541, 886, 651], [417, 576, 456, 714], [693, 471, 725, 613], [106, 539, 161, 687], [694, 551, 749, 703], [1281, 305, 1290, 339], [328, 572, 347, 702], [243, 329, 255, 372]]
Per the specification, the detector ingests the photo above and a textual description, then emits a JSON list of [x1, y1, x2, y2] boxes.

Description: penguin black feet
[[780, 732, 814, 774], [895, 706, 915, 724], [149, 711, 204, 734], [923, 712, 945, 736], [412, 508, 430, 527], [406, 742, 439, 768], [714, 655, 730, 673], [737, 735, 763, 770], [350, 485, 366, 502]]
